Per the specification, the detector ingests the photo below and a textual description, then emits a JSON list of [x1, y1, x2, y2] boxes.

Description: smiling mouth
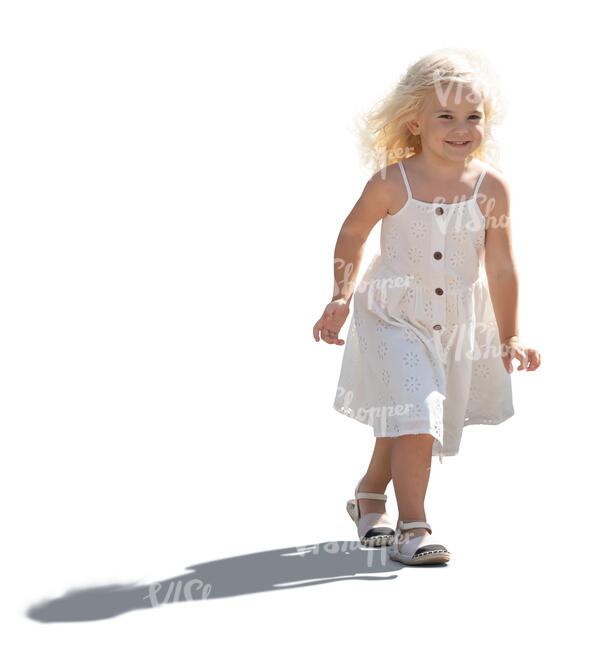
[[445, 140, 470, 145]]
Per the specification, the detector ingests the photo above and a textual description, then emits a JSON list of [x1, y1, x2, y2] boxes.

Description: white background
[[1, 0, 606, 647]]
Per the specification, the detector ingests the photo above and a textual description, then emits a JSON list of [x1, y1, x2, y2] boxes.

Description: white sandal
[[346, 477, 395, 547], [389, 520, 451, 565]]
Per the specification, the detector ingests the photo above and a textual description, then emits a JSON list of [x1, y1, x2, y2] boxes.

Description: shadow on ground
[[26, 539, 446, 622]]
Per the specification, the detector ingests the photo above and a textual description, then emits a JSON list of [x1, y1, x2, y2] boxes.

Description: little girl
[[313, 48, 541, 566]]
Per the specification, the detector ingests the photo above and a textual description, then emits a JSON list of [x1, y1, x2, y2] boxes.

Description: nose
[[450, 129, 470, 139], [451, 119, 472, 133]]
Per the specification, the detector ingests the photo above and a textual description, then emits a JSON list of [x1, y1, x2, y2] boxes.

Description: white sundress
[[333, 159, 514, 462]]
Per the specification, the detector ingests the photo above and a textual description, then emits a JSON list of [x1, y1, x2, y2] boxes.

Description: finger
[[316, 311, 337, 342], [509, 346, 526, 372], [503, 347, 516, 373], [313, 319, 323, 342], [321, 328, 339, 345], [526, 349, 541, 371], [323, 328, 345, 346], [516, 349, 528, 370]]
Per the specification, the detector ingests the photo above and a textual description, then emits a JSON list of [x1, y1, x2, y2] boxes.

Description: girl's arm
[[483, 173, 519, 345], [483, 176, 541, 373], [313, 171, 390, 345], [332, 172, 391, 305]]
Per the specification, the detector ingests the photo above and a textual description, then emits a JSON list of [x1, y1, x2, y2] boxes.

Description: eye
[[438, 114, 482, 119]]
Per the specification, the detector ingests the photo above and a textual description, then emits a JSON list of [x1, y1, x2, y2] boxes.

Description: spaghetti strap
[[473, 165, 487, 200], [397, 160, 412, 200]]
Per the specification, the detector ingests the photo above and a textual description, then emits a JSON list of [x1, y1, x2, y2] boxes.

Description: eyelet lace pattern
[[333, 159, 514, 460]]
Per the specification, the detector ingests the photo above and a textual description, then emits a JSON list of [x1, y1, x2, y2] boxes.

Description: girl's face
[[408, 84, 485, 160]]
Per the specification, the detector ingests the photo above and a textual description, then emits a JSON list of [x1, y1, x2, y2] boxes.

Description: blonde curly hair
[[351, 47, 507, 174]]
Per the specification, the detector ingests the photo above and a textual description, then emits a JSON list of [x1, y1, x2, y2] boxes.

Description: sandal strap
[[397, 520, 432, 534], [355, 492, 387, 501], [354, 478, 388, 504]]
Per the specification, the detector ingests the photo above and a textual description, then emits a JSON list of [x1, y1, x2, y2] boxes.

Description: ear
[[405, 120, 420, 136]]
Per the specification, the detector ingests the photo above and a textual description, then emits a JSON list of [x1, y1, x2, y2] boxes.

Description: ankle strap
[[397, 520, 432, 534], [355, 492, 387, 501]]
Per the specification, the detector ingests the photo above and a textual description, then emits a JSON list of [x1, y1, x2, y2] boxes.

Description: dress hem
[[463, 409, 515, 427], [332, 403, 515, 462]]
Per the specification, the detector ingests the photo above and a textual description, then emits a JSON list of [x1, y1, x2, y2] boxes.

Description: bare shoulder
[[476, 163, 511, 226], [339, 163, 398, 240], [355, 162, 403, 215], [366, 163, 400, 205], [366, 161, 408, 216]]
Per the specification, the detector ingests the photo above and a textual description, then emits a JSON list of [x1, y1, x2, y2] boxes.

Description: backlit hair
[[351, 47, 507, 174]]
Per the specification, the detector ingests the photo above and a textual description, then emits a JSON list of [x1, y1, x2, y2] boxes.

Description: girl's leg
[[356, 437, 394, 517], [391, 433, 434, 539]]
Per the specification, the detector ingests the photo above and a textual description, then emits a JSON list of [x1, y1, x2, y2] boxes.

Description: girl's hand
[[501, 336, 541, 373], [313, 299, 350, 345]]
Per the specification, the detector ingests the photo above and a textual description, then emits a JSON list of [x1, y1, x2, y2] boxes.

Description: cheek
[[431, 122, 450, 138]]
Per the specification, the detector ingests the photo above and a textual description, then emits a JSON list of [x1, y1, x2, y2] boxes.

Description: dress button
[[433, 251, 443, 260], [435, 288, 444, 295], [435, 206, 444, 215], [433, 324, 442, 330]]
